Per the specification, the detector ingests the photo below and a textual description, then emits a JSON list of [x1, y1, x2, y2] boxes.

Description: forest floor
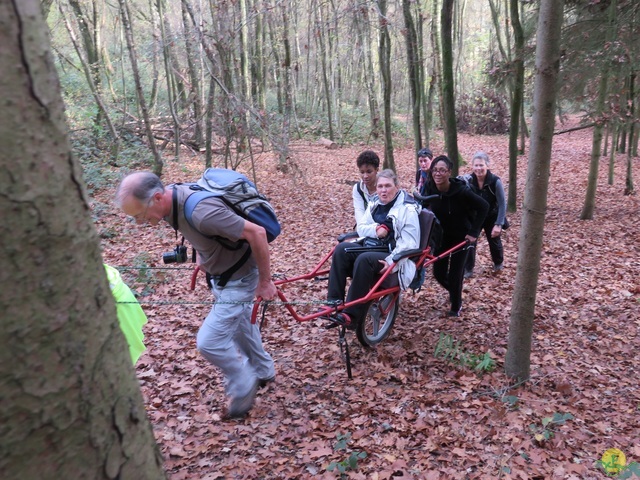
[[96, 120, 640, 479]]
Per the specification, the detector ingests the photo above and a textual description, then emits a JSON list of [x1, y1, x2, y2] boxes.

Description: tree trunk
[[507, 0, 524, 213], [181, 1, 204, 147], [519, 102, 528, 154], [205, 73, 216, 169], [156, 0, 181, 161], [316, 3, 335, 141], [626, 72, 635, 155], [625, 144, 635, 195], [118, 0, 163, 175], [58, 1, 119, 157], [417, 0, 430, 149], [267, 8, 284, 115], [279, 0, 293, 170], [426, 0, 440, 146], [377, 0, 395, 171], [440, 0, 459, 174], [608, 125, 618, 185], [580, 0, 618, 220], [67, 0, 103, 129], [505, 0, 565, 382], [0, 1, 165, 477], [402, 0, 422, 152], [624, 72, 635, 195], [354, 3, 380, 139]]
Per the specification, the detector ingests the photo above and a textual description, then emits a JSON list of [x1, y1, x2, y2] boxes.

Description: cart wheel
[[356, 293, 400, 347]]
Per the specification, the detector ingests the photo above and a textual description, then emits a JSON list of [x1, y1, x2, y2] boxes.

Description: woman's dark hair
[[417, 147, 433, 159], [431, 154, 453, 171], [356, 150, 380, 169]]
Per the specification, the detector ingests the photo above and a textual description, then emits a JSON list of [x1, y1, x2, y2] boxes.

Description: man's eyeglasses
[[431, 168, 450, 175]]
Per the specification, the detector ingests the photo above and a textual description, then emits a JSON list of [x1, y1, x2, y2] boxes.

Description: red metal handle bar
[[251, 240, 469, 326]]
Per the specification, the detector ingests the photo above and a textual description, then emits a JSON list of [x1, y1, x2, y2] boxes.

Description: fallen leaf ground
[[96, 121, 640, 479]]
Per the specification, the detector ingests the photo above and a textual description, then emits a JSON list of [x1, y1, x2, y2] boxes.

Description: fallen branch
[[554, 123, 595, 135]]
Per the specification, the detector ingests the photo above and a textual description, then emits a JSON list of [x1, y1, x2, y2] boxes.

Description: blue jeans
[[196, 268, 275, 399]]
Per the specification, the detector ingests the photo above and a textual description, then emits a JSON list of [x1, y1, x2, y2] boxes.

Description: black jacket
[[424, 177, 489, 243], [465, 170, 507, 226]]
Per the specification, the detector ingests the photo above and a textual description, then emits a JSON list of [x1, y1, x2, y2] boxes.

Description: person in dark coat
[[423, 155, 489, 317], [414, 147, 434, 197], [462, 151, 507, 277]]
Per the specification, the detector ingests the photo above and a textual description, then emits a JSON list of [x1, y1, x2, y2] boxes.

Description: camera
[[163, 245, 188, 264]]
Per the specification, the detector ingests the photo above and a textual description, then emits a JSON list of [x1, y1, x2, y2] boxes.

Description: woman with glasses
[[423, 155, 489, 317]]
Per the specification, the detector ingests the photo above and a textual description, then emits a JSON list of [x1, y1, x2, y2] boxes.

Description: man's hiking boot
[[227, 379, 259, 419], [257, 376, 276, 389]]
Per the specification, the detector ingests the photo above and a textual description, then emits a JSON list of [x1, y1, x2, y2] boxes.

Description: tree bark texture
[[580, 0, 618, 220], [378, 0, 395, 171], [440, 0, 459, 175], [505, 0, 564, 382], [402, 0, 422, 152], [118, 0, 163, 175], [0, 1, 165, 478], [507, 0, 524, 213]]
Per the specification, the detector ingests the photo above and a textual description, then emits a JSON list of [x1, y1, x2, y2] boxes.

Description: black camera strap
[[172, 186, 179, 240]]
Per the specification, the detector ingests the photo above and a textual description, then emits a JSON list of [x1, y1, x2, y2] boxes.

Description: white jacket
[[357, 190, 421, 289]]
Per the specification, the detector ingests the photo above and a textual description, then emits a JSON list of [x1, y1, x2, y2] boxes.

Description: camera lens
[[162, 253, 177, 264]]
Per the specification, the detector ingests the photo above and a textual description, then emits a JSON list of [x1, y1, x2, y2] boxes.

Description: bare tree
[[402, 0, 422, 151], [505, 0, 565, 381], [580, 0, 618, 220], [118, 0, 163, 175], [507, 0, 525, 213], [440, 0, 460, 174], [0, 0, 165, 477], [377, 0, 395, 171], [58, 1, 119, 156]]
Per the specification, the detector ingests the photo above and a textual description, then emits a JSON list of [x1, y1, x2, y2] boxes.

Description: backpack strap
[[183, 190, 245, 250], [216, 246, 252, 287], [174, 186, 253, 286], [356, 182, 368, 209]]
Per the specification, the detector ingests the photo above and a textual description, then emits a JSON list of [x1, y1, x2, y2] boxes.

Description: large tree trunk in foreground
[[505, 0, 564, 382], [0, 1, 165, 478]]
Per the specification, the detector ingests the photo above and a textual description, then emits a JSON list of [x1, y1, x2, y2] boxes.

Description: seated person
[[352, 150, 380, 224], [327, 169, 421, 328]]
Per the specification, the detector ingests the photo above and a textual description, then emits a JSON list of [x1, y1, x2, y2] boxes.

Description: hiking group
[[113, 148, 507, 418]]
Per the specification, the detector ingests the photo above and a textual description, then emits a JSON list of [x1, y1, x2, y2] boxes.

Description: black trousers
[[465, 217, 504, 272], [433, 241, 470, 312], [327, 242, 388, 322]]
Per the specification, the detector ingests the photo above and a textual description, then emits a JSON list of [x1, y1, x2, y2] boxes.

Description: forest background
[[1, 0, 639, 479]]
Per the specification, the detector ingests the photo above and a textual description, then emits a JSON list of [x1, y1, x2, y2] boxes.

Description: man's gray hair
[[377, 168, 399, 187], [115, 171, 164, 207], [472, 151, 490, 166]]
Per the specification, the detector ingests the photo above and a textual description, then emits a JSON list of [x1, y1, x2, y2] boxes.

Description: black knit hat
[[417, 148, 433, 159]]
